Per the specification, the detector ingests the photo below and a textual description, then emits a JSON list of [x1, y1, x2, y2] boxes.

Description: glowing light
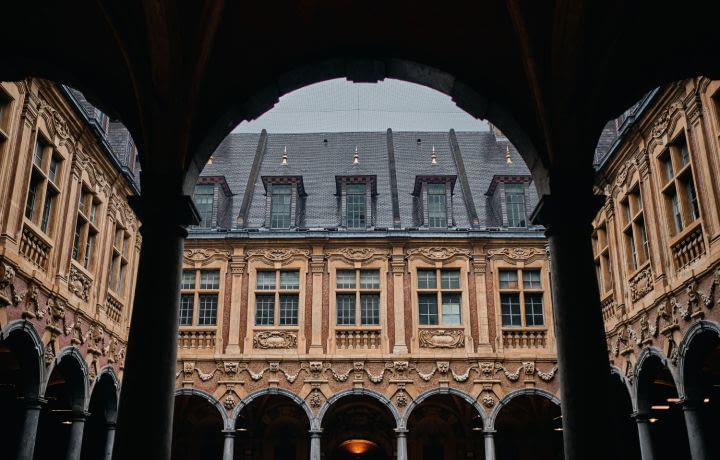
[[339, 439, 378, 455], [554, 427, 563, 431], [651, 405, 670, 410], [666, 398, 681, 403], [61, 421, 73, 425], [704, 398, 710, 403], [649, 418, 659, 423]]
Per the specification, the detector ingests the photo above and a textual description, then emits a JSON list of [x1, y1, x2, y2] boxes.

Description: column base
[[393, 344, 409, 354]]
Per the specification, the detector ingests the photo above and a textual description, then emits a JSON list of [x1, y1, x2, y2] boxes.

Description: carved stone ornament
[[309, 361, 323, 374], [393, 361, 409, 373], [23, 283, 43, 319], [523, 362, 536, 375], [651, 107, 672, 139], [396, 389, 408, 407], [86, 323, 104, 355], [39, 101, 71, 140], [223, 362, 239, 374], [183, 361, 195, 376], [418, 329, 465, 348], [253, 331, 297, 349], [45, 297, 66, 334], [224, 394, 236, 409], [486, 247, 546, 260], [326, 247, 387, 261], [436, 361, 450, 374], [68, 266, 92, 302], [183, 248, 231, 263], [0, 262, 18, 307], [482, 394, 495, 408], [479, 362, 500, 378], [246, 248, 310, 262], [629, 266, 653, 303], [406, 247, 470, 260], [309, 389, 323, 408]]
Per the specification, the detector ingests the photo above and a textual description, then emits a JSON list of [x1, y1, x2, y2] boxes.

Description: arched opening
[[607, 372, 640, 459], [0, 325, 42, 456], [321, 394, 396, 460], [81, 372, 118, 460], [171, 393, 224, 460], [406, 393, 485, 460], [36, 351, 87, 460], [636, 353, 689, 460], [681, 325, 720, 454], [494, 393, 563, 460], [233, 393, 311, 460]]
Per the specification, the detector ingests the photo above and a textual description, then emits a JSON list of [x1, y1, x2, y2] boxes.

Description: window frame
[[415, 267, 463, 326], [497, 267, 547, 329], [179, 268, 222, 327], [193, 184, 215, 228], [592, 221, 613, 296], [426, 182, 448, 229], [108, 224, 131, 298], [253, 269, 301, 327], [24, 131, 64, 238], [504, 183, 527, 228], [72, 185, 102, 271], [270, 184, 293, 229], [619, 184, 650, 275], [657, 133, 701, 238], [333, 268, 382, 327]]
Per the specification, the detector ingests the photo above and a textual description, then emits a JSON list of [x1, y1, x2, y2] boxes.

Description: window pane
[[256, 271, 276, 290], [441, 293, 461, 325], [336, 270, 356, 289], [524, 293, 544, 326], [522, 270, 541, 289], [505, 183, 526, 227], [441, 270, 460, 289], [669, 189, 682, 233], [255, 295, 275, 325], [679, 141, 690, 166], [48, 156, 60, 183], [498, 270, 518, 289], [200, 270, 220, 289], [280, 270, 300, 290], [360, 294, 380, 325], [418, 294, 438, 325], [417, 270, 436, 289], [663, 156, 674, 182], [360, 270, 380, 289], [33, 139, 44, 167], [25, 175, 40, 220], [117, 264, 126, 293], [181, 270, 196, 289], [336, 294, 356, 325], [271, 184, 292, 229], [72, 222, 82, 261], [279, 295, 299, 325], [685, 179, 699, 221], [198, 294, 218, 325], [193, 184, 214, 228], [500, 293, 521, 327], [179, 294, 194, 326], [84, 233, 94, 268], [427, 183, 447, 228], [346, 183, 366, 228]]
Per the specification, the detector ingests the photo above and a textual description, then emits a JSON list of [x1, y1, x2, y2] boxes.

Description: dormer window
[[262, 176, 306, 230], [336, 176, 376, 230], [193, 184, 214, 228], [412, 175, 456, 229], [485, 175, 532, 229], [505, 183, 526, 228]]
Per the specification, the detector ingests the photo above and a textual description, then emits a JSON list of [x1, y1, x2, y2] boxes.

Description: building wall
[[176, 236, 560, 424], [593, 77, 720, 391], [0, 79, 139, 383]]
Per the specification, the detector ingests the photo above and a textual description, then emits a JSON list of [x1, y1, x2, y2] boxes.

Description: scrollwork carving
[[253, 331, 297, 349], [246, 248, 310, 262], [406, 247, 470, 261], [486, 247, 546, 260], [418, 329, 465, 348], [68, 266, 92, 302]]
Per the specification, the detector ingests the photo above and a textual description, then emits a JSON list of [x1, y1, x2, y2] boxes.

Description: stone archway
[[0, 320, 44, 458], [403, 388, 486, 460], [608, 367, 640, 460], [81, 368, 119, 460], [677, 320, 720, 457], [172, 389, 226, 460], [36, 346, 88, 460], [490, 389, 562, 460], [231, 389, 313, 460], [634, 347, 689, 460]]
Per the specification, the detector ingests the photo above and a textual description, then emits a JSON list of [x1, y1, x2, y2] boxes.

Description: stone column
[[633, 412, 655, 460], [65, 411, 87, 460], [226, 254, 246, 354], [309, 252, 325, 352], [538, 189, 611, 459], [395, 428, 408, 460], [114, 178, 199, 460], [309, 429, 322, 460], [16, 397, 45, 460], [104, 422, 116, 460], [484, 430, 496, 460], [682, 400, 709, 460], [222, 430, 235, 460], [391, 249, 408, 353]]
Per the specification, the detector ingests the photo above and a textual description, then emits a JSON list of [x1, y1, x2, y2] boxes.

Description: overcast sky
[[233, 78, 489, 133]]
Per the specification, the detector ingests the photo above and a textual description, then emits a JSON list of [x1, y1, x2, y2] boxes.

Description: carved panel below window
[[418, 328, 465, 348], [253, 330, 297, 349]]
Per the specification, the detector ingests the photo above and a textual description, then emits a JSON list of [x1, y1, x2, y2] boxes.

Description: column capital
[[19, 396, 47, 408], [394, 428, 408, 436], [631, 411, 652, 422], [128, 194, 200, 232], [309, 429, 323, 437], [221, 429, 236, 437], [530, 193, 604, 234], [483, 429, 497, 436]]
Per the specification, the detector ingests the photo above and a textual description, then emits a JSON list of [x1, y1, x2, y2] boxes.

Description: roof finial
[[282, 146, 288, 165], [353, 145, 359, 165], [431, 145, 438, 165], [505, 144, 513, 164]]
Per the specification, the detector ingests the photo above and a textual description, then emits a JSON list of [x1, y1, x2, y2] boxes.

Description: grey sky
[[233, 78, 489, 133]]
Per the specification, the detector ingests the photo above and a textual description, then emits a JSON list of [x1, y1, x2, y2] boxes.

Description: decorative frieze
[[406, 247, 470, 260], [326, 247, 388, 261], [629, 266, 653, 303], [183, 248, 232, 263], [486, 247, 545, 261], [418, 328, 465, 348], [246, 248, 310, 263]]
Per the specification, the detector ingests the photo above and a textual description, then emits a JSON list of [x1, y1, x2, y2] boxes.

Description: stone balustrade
[[502, 328, 547, 349], [178, 329, 216, 349], [20, 225, 50, 270], [335, 329, 382, 350], [672, 226, 705, 270]]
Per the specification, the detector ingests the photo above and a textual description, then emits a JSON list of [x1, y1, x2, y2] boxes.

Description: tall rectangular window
[[108, 225, 130, 295], [660, 135, 700, 236], [505, 183, 527, 227], [499, 268, 544, 327], [416, 268, 462, 325], [335, 269, 380, 326], [179, 269, 220, 326], [255, 269, 300, 326], [427, 183, 447, 228], [346, 184, 367, 228], [72, 188, 100, 270], [25, 136, 62, 236], [193, 184, 214, 228], [271, 184, 292, 229], [593, 224, 613, 294]]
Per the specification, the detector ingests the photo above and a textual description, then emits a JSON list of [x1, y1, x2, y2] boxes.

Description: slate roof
[[199, 129, 540, 231]]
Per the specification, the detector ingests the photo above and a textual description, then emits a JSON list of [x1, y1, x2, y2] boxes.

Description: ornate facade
[[0, 80, 140, 459], [173, 130, 562, 459], [593, 77, 720, 459]]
